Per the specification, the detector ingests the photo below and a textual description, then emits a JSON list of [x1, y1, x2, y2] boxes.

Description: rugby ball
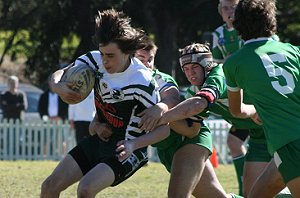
[[61, 63, 95, 104]]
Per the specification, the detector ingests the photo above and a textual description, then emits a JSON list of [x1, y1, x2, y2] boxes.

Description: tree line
[[0, 0, 299, 87]]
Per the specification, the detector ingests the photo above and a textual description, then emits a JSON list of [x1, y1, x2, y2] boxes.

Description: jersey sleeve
[[153, 69, 178, 93], [223, 57, 240, 92], [199, 64, 226, 102], [74, 51, 101, 70], [185, 86, 210, 121], [212, 31, 225, 63]]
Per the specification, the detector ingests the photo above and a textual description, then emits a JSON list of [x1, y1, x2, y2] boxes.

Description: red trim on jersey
[[196, 90, 215, 103]]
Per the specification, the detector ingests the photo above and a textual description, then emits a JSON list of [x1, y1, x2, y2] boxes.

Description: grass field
[[0, 161, 238, 198]]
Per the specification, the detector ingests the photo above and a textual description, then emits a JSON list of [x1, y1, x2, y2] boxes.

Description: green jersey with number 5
[[223, 38, 300, 154]]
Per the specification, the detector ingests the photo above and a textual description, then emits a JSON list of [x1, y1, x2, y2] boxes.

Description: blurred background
[[0, 0, 299, 87]]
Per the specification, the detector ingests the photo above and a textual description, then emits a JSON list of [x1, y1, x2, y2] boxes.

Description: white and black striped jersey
[[75, 50, 160, 140]]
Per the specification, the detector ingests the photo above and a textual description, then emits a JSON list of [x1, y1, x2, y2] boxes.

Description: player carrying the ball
[[40, 9, 170, 197]]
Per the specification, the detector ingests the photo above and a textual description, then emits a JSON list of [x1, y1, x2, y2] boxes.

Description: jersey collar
[[244, 37, 273, 45]]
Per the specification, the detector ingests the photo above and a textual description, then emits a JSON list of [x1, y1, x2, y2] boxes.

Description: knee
[[41, 177, 58, 197], [168, 188, 180, 198], [77, 182, 94, 198], [168, 186, 192, 198]]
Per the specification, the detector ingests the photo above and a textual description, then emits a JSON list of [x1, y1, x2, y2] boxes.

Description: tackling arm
[[116, 125, 170, 161], [158, 96, 208, 125]]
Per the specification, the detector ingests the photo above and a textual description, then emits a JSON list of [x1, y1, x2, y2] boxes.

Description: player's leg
[[168, 143, 209, 198], [275, 138, 300, 197], [77, 163, 115, 197], [40, 154, 83, 198], [248, 158, 286, 198], [77, 148, 148, 197], [287, 177, 300, 197], [193, 160, 241, 198], [243, 161, 268, 196], [243, 135, 272, 197], [227, 127, 248, 195]]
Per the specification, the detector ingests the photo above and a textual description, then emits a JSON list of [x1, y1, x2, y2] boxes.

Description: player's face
[[182, 63, 205, 86], [99, 43, 130, 74], [135, 49, 155, 70], [220, 0, 238, 27]]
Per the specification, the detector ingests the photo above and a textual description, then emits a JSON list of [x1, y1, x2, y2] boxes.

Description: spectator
[[38, 79, 69, 156], [68, 90, 96, 144], [0, 75, 27, 122], [38, 81, 68, 122], [212, 0, 243, 63]]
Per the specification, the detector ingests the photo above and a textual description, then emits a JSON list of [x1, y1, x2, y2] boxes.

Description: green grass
[[0, 161, 238, 198]]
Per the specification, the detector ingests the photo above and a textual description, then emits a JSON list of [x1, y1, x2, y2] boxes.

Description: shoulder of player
[[75, 50, 101, 70], [128, 58, 155, 86], [206, 65, 225, 80], [153, 69, 176, 82]]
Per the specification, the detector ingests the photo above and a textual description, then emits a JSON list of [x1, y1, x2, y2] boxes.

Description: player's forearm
[[159, 87, 181, 110], [170, 120, 200, 138], [159, 97, 207, 125], [49, 64, 72, 93], [131, 125, 170, 150], [231, 103, 257, 119]]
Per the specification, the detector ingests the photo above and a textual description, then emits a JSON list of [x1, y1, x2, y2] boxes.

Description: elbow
[[230, 109, 243, 118], [190, 98, 208, 115], [186, 130, 199, 139]]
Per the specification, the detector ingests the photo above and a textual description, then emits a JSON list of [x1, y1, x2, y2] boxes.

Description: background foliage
[[0, 0, 299, 87]]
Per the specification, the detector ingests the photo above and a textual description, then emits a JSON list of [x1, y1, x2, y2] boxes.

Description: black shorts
[[229, 126, 249, 142], [69, 135, 148, 186]]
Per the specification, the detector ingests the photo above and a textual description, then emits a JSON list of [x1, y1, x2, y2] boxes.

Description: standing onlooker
[[38, 81, 68, 122], [212, 0, 246, 194], [38, 80, 69, 156], [0, 75, 27, 122], [212, 0, 243, 63], [223, 0, 300, 196], [68, 90, 96, 144], [0, 75, 27, 155]]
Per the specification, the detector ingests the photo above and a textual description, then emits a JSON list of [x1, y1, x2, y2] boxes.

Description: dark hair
[[233, 0, 277, 40], [143, 37, 158, 55], [93, 9, 147, 55]]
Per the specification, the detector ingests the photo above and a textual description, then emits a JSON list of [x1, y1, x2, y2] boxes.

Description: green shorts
[[274, 138, 300, 184], [156, 125, 212, 172], [245, 128, 272, 162]]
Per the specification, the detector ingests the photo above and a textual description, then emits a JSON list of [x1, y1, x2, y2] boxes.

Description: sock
[[230, 193, 244, 198], [232, 155, 245, 196]]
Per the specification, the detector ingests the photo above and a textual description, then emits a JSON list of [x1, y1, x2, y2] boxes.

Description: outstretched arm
[[116, 125, 170, 161], [138, 86, 180, 132], [158, 96, 208, 125]]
